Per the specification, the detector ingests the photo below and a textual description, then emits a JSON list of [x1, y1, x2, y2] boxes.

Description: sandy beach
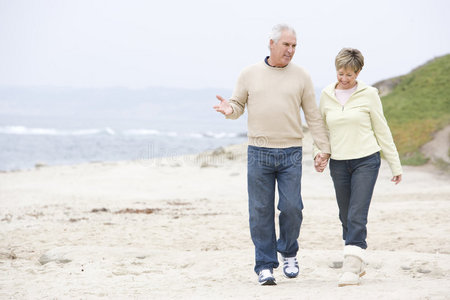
[[1, 131, 449, 299]]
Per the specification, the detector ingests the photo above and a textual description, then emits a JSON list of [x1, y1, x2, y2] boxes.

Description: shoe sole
[[259, 279, 277, 286], [337, 271, 366, 287], [338, 282, 360, 287]]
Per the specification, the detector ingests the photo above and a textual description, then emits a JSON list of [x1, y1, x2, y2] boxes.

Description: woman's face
[[336, 67, 360, 89]]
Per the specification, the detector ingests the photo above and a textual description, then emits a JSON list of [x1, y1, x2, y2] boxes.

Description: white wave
[[0, 126, 58, 135], [187, 133, 204, 139], [0, 125, 246, 140], [0, 126, 115, 136], [123, 129, 161, 136], [203, 131, 239, 139], [104, 127, 116, 135], [166, 131, 178, 137], [123, 129, 179, 137], [70, 129, 103, 135]]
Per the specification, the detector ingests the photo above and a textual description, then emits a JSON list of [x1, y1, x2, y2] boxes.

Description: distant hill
[[373, 54, 450, 167]]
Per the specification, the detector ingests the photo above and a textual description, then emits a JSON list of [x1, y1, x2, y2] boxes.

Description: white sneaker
[[258, 269, 276, 286], [282, 256, 299, 278]]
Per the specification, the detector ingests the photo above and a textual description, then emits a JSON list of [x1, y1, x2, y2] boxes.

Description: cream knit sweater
[[226, 60, 330, 153]]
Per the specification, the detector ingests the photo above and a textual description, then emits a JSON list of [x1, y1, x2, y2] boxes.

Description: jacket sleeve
[[369, 89, 403, 176]]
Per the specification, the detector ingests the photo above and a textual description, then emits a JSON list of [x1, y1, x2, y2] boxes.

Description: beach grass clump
[[380, 54, 450, 165]]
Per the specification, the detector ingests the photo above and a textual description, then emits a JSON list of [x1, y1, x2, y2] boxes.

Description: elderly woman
[[314, 48, 402, 286]]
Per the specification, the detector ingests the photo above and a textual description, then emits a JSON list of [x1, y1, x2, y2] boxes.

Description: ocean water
[[0, 87, 248, 171]]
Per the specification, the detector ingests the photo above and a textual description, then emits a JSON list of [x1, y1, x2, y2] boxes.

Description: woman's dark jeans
[[329, 152, 381, 249]]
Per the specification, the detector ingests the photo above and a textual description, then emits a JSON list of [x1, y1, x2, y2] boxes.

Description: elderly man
[[214, 24, 330, 285]]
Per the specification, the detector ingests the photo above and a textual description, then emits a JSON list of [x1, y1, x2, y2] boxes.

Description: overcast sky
[[0, 0, 449, 91]]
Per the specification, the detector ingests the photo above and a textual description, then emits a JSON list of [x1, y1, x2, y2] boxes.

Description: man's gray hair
[[269, 24, 296, 45]]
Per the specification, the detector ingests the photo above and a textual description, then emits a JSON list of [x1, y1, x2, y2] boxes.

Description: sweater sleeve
[[226, 70, 248, 120], [302, 76, 331, 155], [369, 89, 403, 176]]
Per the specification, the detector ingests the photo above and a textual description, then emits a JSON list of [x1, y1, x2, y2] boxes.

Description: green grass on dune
[[381, 54, 450, 165]]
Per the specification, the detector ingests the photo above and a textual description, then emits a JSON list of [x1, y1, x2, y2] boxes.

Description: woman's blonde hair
[[335, 48, 364, 72]]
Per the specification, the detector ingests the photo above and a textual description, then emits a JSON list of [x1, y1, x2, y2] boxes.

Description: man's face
[[269, 30, 297, 67]]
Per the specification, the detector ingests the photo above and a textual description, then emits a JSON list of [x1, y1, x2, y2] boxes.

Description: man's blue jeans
[[247, 145, 303, 274], [329, 152, 381, 249]]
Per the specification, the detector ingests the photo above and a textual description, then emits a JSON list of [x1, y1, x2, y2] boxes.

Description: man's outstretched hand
[[213, 95, 233, 116]]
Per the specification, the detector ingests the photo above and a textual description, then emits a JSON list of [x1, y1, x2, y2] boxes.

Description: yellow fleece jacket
[[226, 60, 331, 153], [314, 81, 402, 176]]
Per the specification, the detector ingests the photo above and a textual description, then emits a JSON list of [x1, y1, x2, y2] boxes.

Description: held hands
[[314, 153, 330, 173], [213, 95, 233, 116]]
